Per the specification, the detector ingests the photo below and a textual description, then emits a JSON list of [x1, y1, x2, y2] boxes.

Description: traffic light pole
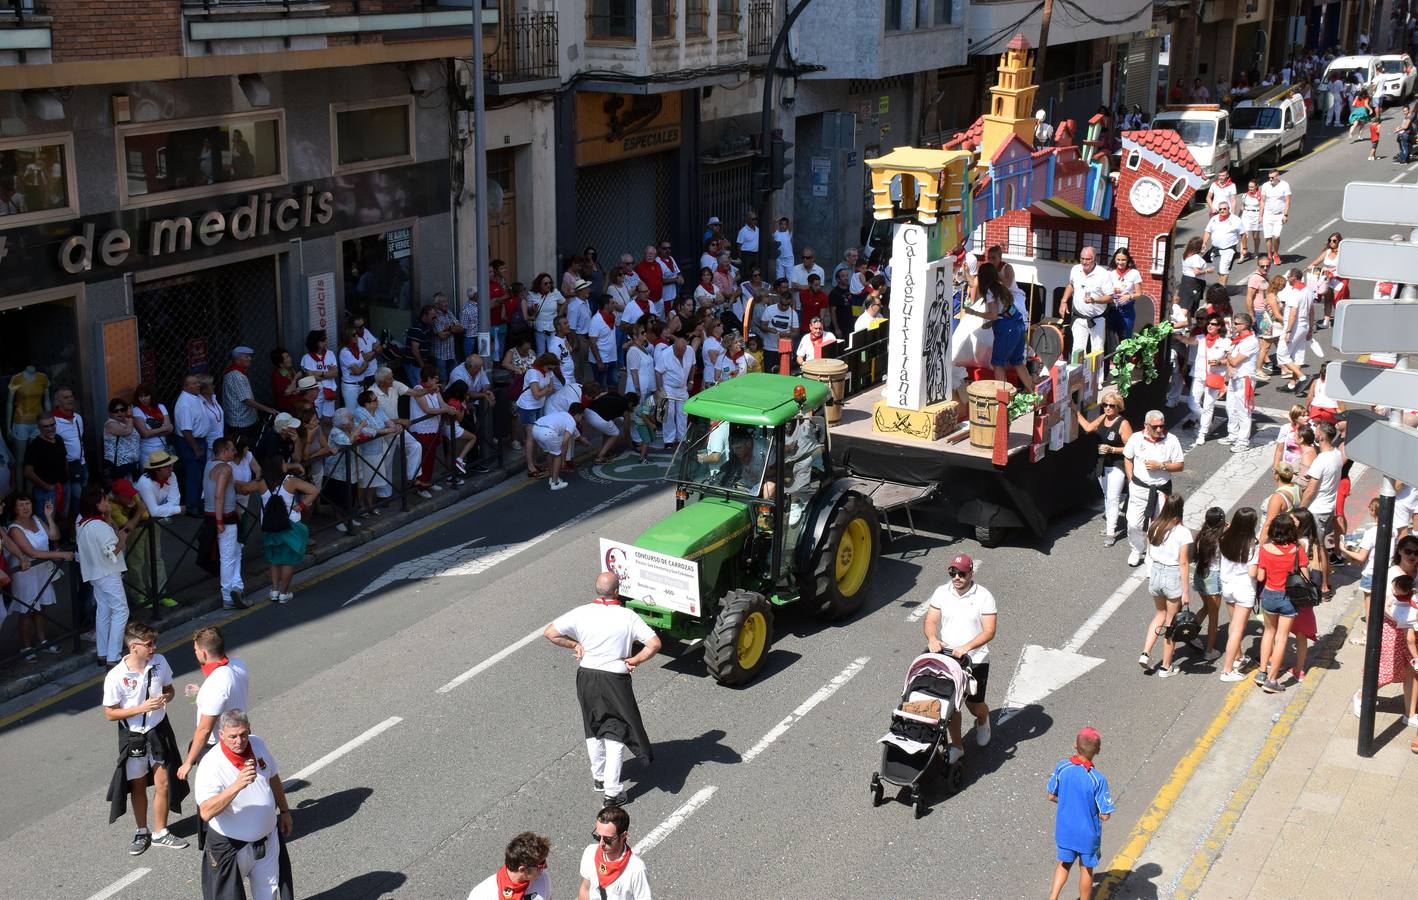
[[1358, 478, 1397, 757], [756, 0, 817, 262]]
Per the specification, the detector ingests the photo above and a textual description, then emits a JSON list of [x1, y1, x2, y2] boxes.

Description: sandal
[[1411, 734, 1418, 755], [527, 468, 547, 479]]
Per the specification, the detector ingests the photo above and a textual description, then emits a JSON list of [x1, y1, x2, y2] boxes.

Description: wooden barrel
[[965, 379, 1016, 449], [801, 358, 851, 424]]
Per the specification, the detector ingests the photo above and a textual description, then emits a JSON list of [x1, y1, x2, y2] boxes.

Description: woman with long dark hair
[[1218, 507, 1261, 680], [1180, 236, 1212, 310], [1289, 508, 1326, 682], [1107, 247, 1143, 339], [964, 262, 1034, 391], [1140, 493, 1192, 677], [258, 456, 318, 605], [1191, 507, 1227, 662]]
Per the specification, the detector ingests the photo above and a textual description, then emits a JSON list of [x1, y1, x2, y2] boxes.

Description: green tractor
[[607, 373, 881, 686]]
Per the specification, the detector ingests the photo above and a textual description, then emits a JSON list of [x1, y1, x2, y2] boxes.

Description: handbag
[[1204, 372, 1226, 391], [1285, 548, 1322, 608]]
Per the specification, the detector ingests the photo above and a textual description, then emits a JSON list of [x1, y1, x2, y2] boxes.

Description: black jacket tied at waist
[[106, 717, 189, 824]]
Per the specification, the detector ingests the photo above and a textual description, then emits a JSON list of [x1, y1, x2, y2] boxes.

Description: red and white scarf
[[595, 845, 633, 889], [494, 867, 534, 900]]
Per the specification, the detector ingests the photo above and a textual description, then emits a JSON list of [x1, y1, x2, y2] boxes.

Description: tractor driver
[[721, 432, 776, 499]]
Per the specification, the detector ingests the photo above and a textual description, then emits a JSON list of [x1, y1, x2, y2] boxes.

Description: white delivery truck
[[1151, 104, 1280, 183], [1231, 88, 1308, 167]]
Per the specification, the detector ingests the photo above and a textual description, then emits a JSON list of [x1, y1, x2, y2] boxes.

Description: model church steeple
[[979, 33, 1040, 162]]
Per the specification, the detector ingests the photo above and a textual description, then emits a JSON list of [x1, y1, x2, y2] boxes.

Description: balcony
[[1, 1, 51, 63], [183, 0, 498, 47], [747, 0, 773, 60], [484, 10, 558, 94]]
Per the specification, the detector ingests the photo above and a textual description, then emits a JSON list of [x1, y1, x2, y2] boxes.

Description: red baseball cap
[[110, 479, 138, 500], [949, 554, 974, 573]]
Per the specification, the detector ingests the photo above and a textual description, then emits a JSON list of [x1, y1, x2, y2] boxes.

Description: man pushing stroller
[[920, 554, 997, 764]]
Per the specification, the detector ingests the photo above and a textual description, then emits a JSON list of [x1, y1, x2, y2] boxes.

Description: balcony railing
[[486, 11, 557, 86], [748, 0, 774, 58], [3, 0, 43, 19]]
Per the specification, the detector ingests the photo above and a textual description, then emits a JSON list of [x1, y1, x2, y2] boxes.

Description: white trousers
[[1071, 315, 1106, 358], [230, 825, 282, 899], [663, 398, 688, 444], [586, 737, 627, 796], [1227, 377, 1253, 446], [92, 573, 129, 663], [1127, 480, 1168, 555], [340, 382, 363, 411], [1188, 380, 1222, 437], [217, 524, 243, 600], [1099, 465, 1125, 536]]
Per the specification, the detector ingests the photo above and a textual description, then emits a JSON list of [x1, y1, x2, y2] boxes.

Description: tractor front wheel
[[806, 493, 880, 620], [703, 590, 775, 686]]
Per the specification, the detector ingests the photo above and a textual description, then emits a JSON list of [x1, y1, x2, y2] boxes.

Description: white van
[[1323, 55, 1381, 95], [1232, 90, 1308, 166], [1374, 54, 1417, 104]]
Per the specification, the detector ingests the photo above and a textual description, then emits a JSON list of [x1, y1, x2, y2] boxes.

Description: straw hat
[[144, 450, 178, 470]]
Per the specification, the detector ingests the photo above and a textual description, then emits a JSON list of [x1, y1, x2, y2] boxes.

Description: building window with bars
[[686, 0, 710, 36], [1056, 230, 1077, 259], [654, 0, 680, 40], [1108, 235, 1130, 255], [1032, 228, 1053, 260], [1082, 232, 1103, 253], [1007, 226, 1029, 256], [970, 223, 986, 253], [589, 0, 636, 41], [1152, 234, 1168, 274]]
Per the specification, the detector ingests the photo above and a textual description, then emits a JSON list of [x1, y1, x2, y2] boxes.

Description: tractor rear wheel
[[703, 590, 774, 686], [805, 493, 880, 620]]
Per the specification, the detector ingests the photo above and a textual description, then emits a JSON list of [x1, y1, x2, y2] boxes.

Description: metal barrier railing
[[0, 556, 86, 670]]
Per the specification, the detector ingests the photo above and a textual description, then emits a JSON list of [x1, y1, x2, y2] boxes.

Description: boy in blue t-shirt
[[1046, 726, 1115, 900]]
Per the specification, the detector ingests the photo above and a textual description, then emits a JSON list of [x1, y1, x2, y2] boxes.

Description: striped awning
[[1030, 195, 1104, 220]]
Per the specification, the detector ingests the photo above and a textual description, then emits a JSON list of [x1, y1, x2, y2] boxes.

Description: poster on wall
[[883, 223, 929, 411], [811, 157, 831, 197], [308, 272, 335, 336], [385, 228, 413, 260]]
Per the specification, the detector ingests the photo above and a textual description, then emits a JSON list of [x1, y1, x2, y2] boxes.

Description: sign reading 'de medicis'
[[0, 160, 449, 298]]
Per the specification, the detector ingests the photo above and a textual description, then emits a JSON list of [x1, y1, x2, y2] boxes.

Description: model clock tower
[[979, 33, 1039, 162]]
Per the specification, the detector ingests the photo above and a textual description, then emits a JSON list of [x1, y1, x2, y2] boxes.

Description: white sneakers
[[1219, 670, 1246, 682], [549, 478, 569, 491], [947, 745, 965, 765], [1127, 550, 1144, 567], [975, 717, 992, 747]]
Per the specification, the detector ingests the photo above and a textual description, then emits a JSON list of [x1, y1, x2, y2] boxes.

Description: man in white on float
[[1059, 247, 1113, 358], [1122, 410, 1185, 567]]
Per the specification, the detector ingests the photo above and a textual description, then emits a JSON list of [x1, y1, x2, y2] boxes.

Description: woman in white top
[[299, 330, 340, 421], [1179, 236, 1213, 311], [772, 216, 795, 281], [1272, 404, 1309, 469], [515, 352, 561, 476], [228, 437, 261, 514], [524, 273, 564, 355], [6, 495, 74, 660], [700, 318, 726, 386], [1217, 507, 1261, 680], [132, 383, 174, 460], [1308, 231, 1345, 329], [1140, 493, 1193, 677], [1107, 248, 1144, 339], [718, 331, 749, 381], [693, 267, 718, 315], [256, 461, 319, 605]]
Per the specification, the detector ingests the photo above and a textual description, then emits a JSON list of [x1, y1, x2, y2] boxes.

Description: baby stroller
[[871, 652, 972, 818]]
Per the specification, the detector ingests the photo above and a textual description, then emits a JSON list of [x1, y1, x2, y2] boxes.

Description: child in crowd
[[1046, 727, 1115, 900], [1395, 574, 1417, 673], [1369, 116, 1382, 160]]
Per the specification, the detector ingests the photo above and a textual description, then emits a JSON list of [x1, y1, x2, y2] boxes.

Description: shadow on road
[[1097, 861, 1163, 899], [291, 786, 374, 841], [304, 870, 407, 899], [951, 703, 1055, 797], [627, 727, 740, 799]]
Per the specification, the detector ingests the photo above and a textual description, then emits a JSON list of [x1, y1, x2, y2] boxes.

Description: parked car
[[1373, 54, 1417, 104], [1232, 89, 1308, 166]]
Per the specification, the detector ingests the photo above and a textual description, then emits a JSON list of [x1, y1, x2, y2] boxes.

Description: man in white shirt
[[531, 404, 585, 491], [338, 333, 379, 411], [578, 805, 653, 900], [1326, 76, 1345, 126], [655, 337, 698, 447], [52, 386, 86, 515], [795, 317, 839, 365], [1202, 201, 1246, 284], [1122, 410, 1185, 566], [195, 710, 293, 900], [373, 367, 424, 497], [588, 302, 622, 390], [467, 832, 552, 900], [172, 374, 208, 515], [1276, 268, 1314, 390], [549, 315, 577, 382], [1060, 247, 1113, 357], [136, 450, 183, 520], [177, 626, 251, 782], [1302, 420, 1344, 549], [102, 621, 190, 856], [656, 241, 683, 305], [544, 572, 662, 806], [1224, 313, 1261, 450], [1206, 170, 1237, 215], [757, 294, 800, 370], [790, 249, 825, 293], [922, 554, 997, 763], [735, 212, 760, 272], [1260, 169, 1291, 265]]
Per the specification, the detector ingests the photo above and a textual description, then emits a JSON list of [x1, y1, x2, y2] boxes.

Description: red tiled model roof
[[1006, 32, 1032, 51], [1125, 128, 1204, 178], [944, 116, 984, 151]]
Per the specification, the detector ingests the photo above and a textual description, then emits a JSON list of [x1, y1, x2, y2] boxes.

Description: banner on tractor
[[600, 540, 702, 616]]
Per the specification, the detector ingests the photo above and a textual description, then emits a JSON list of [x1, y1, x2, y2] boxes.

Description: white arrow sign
[[1332, 300, 1418, 354], [1323, 361, 1418, 410], [1001, 644, 1105, 715], [1342, 182, 1418, 226]]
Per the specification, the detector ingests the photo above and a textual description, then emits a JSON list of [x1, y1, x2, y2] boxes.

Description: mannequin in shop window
[[8, 364, 51, 475]]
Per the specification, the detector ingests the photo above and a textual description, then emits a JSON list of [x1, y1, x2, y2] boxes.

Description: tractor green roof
[[682, 373, 830, 427]]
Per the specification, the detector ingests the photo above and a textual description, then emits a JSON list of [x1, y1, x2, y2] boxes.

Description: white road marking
[[742, 657, 869, 763], [633, 785, 718, 855], [1391, 170, 1410, 183], [1316, 215, 1339, 233], [84, 870, 150, 900], [343, 485, 647, 606], [436, 628, 544, 694], [906, 602, 930, 622], [286, 716, 402, 783], [1060, 571, 1149, 654]]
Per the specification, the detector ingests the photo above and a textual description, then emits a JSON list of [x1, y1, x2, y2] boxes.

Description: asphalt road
[[0, 122, 1403, 900]]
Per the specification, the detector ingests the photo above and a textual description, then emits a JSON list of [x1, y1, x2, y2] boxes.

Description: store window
[[0, 134, 78, 229], [0, 294, 82, 431], [1082, 232, 1104, 254], [333, 98, 415, 174], [343, 224, 417, 343], [119, 112, 285, 207]]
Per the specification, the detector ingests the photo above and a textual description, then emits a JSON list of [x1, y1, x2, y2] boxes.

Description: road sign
[[1345, 413, 1418, 490], [1342, 182, 1418, 226], [1333, 301, 1418, 354], [1323, 361, 1418, 409], [1335, 238, 1418, 282]]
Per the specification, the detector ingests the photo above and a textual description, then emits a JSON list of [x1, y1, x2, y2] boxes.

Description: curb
[[0, 461, 515, 705]]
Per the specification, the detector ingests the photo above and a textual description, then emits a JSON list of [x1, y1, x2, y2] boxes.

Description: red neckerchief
[[219, 738, 261, 772], [494, 866, 533, 900], [223, 360, 247, 377], [51, 406, 75, 421], [530, 363, 547, 375], [77, 514, 105, 527], [1217, 211, 1231, 222], [347, 338, 360, 354], [1217, 174, 1231, 188], [1115, 265, 1128, 276], [592, 596, 620, 606], [599, 307, 617, 328], [1069, 754, 1095, 770], [808, 334, 824, 358], [155, 473, 172, 487], [1395, 589, 1416, 607], [634, 297, 651, 314], [200, 656, 230, 677], [595, 845, 633, 888], [1204, 332, 1220, 349], [1247, 187, 1260, 198], [728, 349, 744, 362], [137, 404, 163, 421], [1234, 329, 1253, 342], [1144, 431, 1164, 444]]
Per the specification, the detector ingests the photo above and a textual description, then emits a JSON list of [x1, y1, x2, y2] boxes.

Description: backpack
[[261, 489, 291, 533]]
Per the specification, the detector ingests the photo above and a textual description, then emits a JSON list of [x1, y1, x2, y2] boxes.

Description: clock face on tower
[[1129, 176, 1165, 216]]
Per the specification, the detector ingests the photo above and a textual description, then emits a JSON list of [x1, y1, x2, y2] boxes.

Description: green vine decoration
[[1007, 391, 1045, 421], [1108, 322, 1174, 397]]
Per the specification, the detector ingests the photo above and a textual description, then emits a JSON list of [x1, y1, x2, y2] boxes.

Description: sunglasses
[[948, 567, 971, 577], [1402, 548, 1418, 557], [592, 831, 623, 844], [1146, 423, 1165, 429], [1102, 402, 1119, 409], [1207, 321, 1222, 328]]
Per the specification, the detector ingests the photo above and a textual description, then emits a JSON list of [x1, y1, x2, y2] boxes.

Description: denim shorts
[[1193, 565, 1221, 596], [1360, 572, 1373, 592], [1149, 562, 1183, 600], [1260, 586, 1297, 617], [517, 406, 541, 428]]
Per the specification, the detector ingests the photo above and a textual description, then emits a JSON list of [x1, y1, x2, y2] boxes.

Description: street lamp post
[[755, 0, 817, 260], [472, 4, 491, 355]]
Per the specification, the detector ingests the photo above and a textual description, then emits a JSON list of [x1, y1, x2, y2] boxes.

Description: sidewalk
[[1195, 596, 1418, 899]]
